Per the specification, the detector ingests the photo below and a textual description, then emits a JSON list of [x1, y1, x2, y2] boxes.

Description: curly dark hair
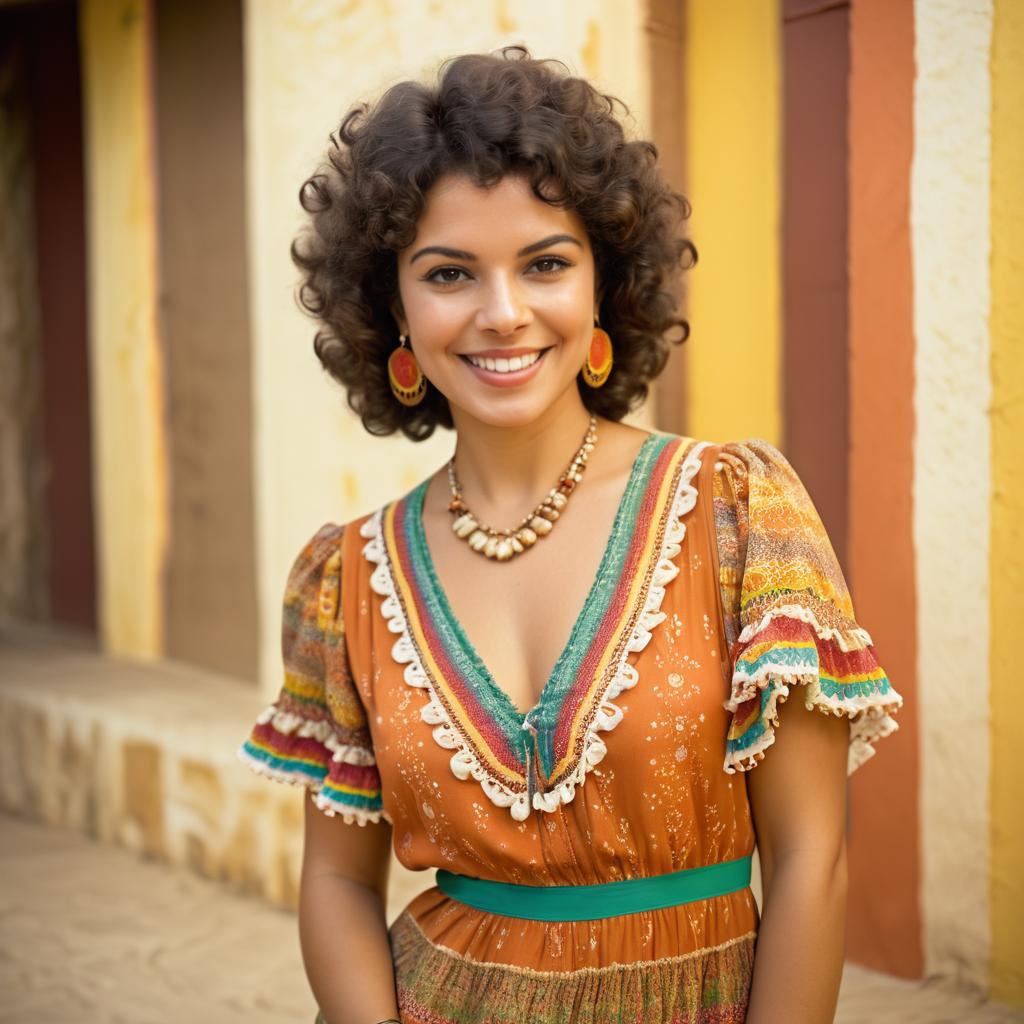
[[292, 45, 697, 441]]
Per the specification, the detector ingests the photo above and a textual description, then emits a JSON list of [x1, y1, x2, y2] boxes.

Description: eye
[[529, 256, 572, 275], [423, 266, 471, 286]]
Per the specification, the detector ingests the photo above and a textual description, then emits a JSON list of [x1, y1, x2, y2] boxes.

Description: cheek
[[399, 288, 465, 352]]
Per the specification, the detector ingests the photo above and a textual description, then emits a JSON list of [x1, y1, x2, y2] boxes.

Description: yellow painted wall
[[989, 0, 1024, 1005], [79, 0, 167, 657], [243, 0, 653, 698], [682, 0, 782, 444]]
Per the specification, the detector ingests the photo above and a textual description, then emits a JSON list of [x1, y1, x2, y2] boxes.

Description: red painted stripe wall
[[846, 0, 922, 977]]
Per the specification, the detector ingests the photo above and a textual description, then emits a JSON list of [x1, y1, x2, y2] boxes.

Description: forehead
[[405, 172, 589, 253]]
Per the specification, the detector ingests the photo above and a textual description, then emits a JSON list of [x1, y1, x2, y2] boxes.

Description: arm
[[744, 696, 850, 1024], [299, 791, 399, 1024]]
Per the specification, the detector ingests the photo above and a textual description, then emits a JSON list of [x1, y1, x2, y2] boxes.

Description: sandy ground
[[1, 813, 1019, 1024]]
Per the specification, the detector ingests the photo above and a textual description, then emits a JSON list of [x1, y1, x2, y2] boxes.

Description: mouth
[[458, 347, 554, 387]]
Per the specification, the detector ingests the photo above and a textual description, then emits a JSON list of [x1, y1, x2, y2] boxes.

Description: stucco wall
[[242, 0, 651, 697], [912, 0, 993, 992]]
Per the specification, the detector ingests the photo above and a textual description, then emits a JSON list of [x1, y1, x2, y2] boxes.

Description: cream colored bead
[[517, 527, 537, 546], [469, 530, 489, 551], [538, 505, 559, 521], [484, 536, 500, 558], [452, 513, 478, 538], [495, 539, 514, 561], [550, 492, 568, 510], [510, 536, 524, 554], [530, 516, 553, 536]]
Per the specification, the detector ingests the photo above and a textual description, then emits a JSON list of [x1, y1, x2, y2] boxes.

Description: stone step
[[0, 623, 428, 920]]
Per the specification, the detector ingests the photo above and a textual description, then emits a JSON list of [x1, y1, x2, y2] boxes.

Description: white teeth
[[467, 351, 541, 373]]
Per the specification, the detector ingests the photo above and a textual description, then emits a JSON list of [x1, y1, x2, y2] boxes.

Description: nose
[[474, 273, 533, 336]]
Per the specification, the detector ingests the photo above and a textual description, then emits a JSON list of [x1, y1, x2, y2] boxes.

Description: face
[[393, 172, 598, 429]]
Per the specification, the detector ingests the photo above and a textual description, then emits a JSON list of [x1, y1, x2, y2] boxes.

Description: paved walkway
[[1, 814, 1020, 1024]]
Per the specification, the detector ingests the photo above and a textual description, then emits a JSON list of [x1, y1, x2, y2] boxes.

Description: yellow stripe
[[320, 781, 380, 800], [990, 0, 1024, 1003], [80, 0, 168, 657], [682, 0, 782, 444], [383, 504, 521, 785], [281, 670, 324, 700]]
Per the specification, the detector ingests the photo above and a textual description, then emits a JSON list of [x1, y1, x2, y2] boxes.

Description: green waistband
[[435, 854, 752, 922]]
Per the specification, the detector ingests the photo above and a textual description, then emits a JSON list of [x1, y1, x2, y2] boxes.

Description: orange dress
[[239, 434, 902, 1023]]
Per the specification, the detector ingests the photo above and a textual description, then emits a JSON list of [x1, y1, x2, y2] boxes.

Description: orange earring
[[582, 319, 613, 388], [388, 334, 426, 406]]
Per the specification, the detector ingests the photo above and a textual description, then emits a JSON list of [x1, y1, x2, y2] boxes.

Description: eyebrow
[[408, 233, 584, 265]]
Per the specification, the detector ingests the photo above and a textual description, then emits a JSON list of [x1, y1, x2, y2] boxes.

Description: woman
[[238, 47, 902, 1024]]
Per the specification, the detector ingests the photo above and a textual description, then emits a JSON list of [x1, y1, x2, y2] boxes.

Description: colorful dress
[[238, 434, 902, 1024]]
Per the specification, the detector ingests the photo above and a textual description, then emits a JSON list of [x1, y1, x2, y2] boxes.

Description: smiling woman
[[238, 45, 902, 1024], [291, 46, 695, 442]]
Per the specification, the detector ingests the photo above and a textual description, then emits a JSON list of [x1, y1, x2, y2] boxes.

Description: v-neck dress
[[238, 433, 903, 1024]]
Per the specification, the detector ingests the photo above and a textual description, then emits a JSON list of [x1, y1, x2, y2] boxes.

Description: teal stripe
[[436, 855, 752, 922], [818, 673, 893, 700], [736, 643, 818, 675], [241, 740, 326, 781], [320, 782, 384, 812]]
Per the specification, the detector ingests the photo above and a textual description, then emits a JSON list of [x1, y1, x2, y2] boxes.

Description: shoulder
[[713, 437, 795, 477], [285, 515, 379, 597]]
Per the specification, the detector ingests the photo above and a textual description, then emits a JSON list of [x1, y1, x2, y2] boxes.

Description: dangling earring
[[388, 333, 426, 406], [582, 317, 613, 388]]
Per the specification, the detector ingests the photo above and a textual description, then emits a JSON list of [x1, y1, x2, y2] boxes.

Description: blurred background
[[0, 0, 1020, 1021]]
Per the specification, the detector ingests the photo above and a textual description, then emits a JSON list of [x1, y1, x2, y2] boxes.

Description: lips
[[459, 347, 552, 387]]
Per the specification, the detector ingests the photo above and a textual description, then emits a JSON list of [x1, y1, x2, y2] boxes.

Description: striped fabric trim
[[361, 434, 709, 819], [724, 608, 901, 774]]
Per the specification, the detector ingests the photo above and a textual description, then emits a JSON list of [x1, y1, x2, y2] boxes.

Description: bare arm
[[299, 790, 399, 1024], [744, 695, 850, 1024]]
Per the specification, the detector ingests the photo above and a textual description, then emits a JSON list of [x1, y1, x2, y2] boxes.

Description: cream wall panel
[[243, 0, 650, 696], [912, 0, 992, 991]]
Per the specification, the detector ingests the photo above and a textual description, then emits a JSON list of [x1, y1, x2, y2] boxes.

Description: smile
[[463, 351, 543, 374]]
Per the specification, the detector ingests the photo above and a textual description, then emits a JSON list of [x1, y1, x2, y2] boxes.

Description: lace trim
[[234, 743, 387, 826], [360, 439, 709, 821]]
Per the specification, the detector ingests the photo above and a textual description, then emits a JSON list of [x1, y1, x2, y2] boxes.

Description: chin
[[448, 385, 577, 430]]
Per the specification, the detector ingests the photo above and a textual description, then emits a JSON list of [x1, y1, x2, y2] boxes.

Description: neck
[[447, 392, 595, 521]]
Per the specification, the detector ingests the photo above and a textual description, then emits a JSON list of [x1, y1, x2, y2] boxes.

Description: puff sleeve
[[713, 439, 902, 774], [236, 523, 385, 824]]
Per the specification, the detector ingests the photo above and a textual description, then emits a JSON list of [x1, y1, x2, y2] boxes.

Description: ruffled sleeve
[[236, 523, 385, 824], [713, 439, 902, 774]]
